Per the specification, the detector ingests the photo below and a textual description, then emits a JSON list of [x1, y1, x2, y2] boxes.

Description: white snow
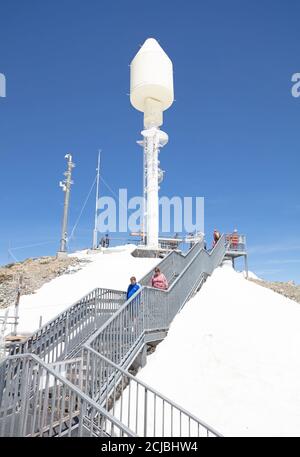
[[238, 270, 261, 280], [135, 262, 300, 437], [6, 244, 159, 335]]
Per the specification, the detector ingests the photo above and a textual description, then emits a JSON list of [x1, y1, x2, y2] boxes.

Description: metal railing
[[0, 310, 9, 360], [139, 240, 204, 287], [1, 236, 227, 437], [225, 234, 246, 253], [0, 354, 135, 437], [0, 312, 19, 340], [6, 239, 205, 364], [48, 237, 226, 437], [85, 290, 146, 370], [53, 347, 222, 437], [85, 236, 226, 372], [8, 288, 126, 363]]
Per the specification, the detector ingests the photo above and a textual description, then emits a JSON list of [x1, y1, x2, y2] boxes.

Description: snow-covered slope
[[7, 245, 159, 335], [136, 262, 300, 437], [239, 270, 261, 280]]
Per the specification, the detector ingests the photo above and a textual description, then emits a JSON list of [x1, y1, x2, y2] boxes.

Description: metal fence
[[48, 236, 226, 437], [55, 346, 222, 437], [139, 240, 203, 287], [8, 288, 126, 363], [86, 236, 226, 371], [6, 238, 207, 364], [86, 236, 226, 348], [225, 234, 246, 252], [0, 354, 135, 437], [1, 236, 227, 437], [85, 291, 145, 369]]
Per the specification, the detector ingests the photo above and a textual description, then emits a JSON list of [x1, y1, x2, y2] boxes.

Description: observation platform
[[223, 234, 248, 277], [131, 236, 183, 258], [131, 233, 205, 258]]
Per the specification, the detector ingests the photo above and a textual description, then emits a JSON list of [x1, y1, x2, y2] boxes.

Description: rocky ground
[[249, 278, 300, 304], [0, 255, 89, 310]]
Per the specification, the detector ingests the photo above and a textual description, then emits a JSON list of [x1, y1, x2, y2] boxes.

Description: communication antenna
[[92, 150, 101, 249], [130, 38, 174, 249], [58, 154, 75, 255]]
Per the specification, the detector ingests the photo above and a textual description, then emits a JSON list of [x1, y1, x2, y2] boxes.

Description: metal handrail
[[55, 346, 222, 437], [225, 233, 247, 252], [53, 238, 226, 437], [8, 288, 126, 362], [0, 354, 135, 437], [1, 236, 227, 437], [139, 240, 202, 286], [79, 346, 222, 437], [6, 240, 199, 362], [85, 235, 226, 359]]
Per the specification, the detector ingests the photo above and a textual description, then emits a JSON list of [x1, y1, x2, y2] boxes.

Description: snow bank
[[238, 270, 261, 280], [7, 245, 159, 335], [136, 262, 300, 437]]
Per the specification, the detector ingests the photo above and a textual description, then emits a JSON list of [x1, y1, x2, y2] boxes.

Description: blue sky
[[0, 0, 299, 282]]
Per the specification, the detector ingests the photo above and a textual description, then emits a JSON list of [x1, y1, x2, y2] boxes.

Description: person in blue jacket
[[126, 276, 141, 332], [126, 276, 140, 300]]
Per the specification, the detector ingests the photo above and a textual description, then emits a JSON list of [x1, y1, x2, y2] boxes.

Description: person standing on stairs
[[213, 228, 221, 247], [127, 276, 141, 300], [126, 276, 141, 332], [151, 267, 168, 290]]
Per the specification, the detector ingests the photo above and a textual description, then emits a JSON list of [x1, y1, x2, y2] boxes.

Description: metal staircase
[[0, 354, 134, 437], [0, 235, 228, 437]]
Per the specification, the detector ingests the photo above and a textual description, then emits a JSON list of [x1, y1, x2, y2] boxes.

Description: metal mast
[[92, 150, 101, 249], [58, 154, 75, 254], [130, 38, 174, 249], [139, 128, 168, 248]]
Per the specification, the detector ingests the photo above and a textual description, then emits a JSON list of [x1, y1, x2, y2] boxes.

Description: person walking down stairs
[[213, 228, 221, 247], [126, 276, 141, 300], [151, 267, 169, 290]]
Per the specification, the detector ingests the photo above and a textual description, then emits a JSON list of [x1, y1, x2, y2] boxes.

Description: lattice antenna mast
[[58, 154, 75, 254]]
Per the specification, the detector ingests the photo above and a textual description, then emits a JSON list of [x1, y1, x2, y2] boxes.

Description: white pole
[[141, 127, 168, 250], [92, 150, 101, 249], [145, 129, 159, 249]]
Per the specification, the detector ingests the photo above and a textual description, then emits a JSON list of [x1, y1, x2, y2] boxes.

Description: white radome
[[130, 38, 174, 113]]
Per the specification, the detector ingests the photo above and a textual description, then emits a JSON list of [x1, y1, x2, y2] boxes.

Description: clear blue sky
[[0, 0, 299, 282]]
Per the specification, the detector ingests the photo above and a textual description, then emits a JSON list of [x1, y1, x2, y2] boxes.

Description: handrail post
[[144, 388, 148, 436], [94, 290, 98, 330], [64, 314, 69, 356], [18, 356, 30, 436]]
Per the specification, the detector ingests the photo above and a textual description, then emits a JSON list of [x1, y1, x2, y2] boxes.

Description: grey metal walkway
[[0, 235, 232, 437]]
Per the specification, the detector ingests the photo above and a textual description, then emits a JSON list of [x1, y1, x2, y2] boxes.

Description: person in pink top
[[151, 267, 168, 290]]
